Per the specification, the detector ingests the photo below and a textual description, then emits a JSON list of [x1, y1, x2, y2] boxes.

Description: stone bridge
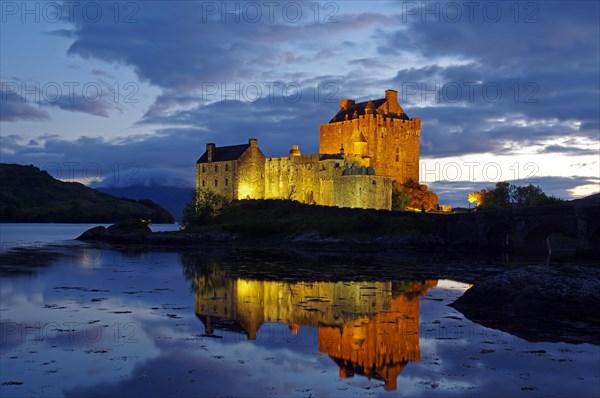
[[436, 204, 600, 253]]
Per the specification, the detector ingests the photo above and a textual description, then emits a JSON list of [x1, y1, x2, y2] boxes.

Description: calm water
[[0, 224, 598, 397], [0, 223, 181, 253]]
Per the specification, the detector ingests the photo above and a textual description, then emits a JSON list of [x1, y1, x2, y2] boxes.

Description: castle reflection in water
[[194, 267, 437, 390]]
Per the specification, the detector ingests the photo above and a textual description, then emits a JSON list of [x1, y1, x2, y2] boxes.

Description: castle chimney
[[289, 144, 301, 157], [340, 99, 355, 110], [385, 89, 399, 105], [249, 138, 258, 147], [206, 143, 215, 163]]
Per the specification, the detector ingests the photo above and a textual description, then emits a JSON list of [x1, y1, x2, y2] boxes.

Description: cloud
[[56, 1, 598, 161], [140, 92, 337, 156], [538, 145, 598, 155], [377, 2, 600, 158], [1, 81, 122, 120], [64, 2, 391, 93], [45, 93, 114, 117], [0, 87, 50, 122], [0, 131, 204, 187]]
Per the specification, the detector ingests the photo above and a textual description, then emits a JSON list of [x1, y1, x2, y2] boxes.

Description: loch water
[[0, 224, 598, 397]]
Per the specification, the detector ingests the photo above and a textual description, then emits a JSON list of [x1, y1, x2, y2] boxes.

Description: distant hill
[[0, 164, 174, 223], [571, 192, 600, 205], [97, 185, 192, 221]]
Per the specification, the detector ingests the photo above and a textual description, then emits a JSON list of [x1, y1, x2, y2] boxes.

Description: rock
[[76, 220, 151, 242], [450, 265, 600, 344], [106, 219, 151, 238], [76, 226, 107, 240]]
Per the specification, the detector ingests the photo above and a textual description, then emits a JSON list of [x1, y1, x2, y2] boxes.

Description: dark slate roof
[[329, 98, 410, 123], [196, 144, 250, 163]]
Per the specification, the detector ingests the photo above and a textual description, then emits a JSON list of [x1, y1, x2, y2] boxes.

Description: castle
[[196, 89, 421, 210]]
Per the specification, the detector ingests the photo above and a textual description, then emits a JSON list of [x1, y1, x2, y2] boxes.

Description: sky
[[1, 0, 599, 207]]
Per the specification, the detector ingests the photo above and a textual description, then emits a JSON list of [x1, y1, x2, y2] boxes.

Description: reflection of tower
[[194, 272, 436, 390], [318, 290, 427, 391]]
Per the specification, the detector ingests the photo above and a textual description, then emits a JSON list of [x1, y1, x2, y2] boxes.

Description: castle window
[[214, 165, 218, 172], [396, 148, 400, 162], [202, 166, 205, 173], [225, 179, 229, 186], [214, 179, 218, 187], [202, 180, 206, 187], [225, 164, 229, 171]]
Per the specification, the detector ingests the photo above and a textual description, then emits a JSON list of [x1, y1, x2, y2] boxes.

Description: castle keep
[[196, 89, 421, 211]]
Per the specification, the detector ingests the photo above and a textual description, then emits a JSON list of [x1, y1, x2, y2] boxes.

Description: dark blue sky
[[1, 1, 598, 206]]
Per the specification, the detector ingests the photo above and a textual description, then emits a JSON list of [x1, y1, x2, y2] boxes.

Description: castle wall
[[196, 160, 238, 200], [264, 154, 323, 202], [319, 114, 420, 184], [333, 175, 392, 210], [262, 156, 391, 210], [197, 153, 393, 210]]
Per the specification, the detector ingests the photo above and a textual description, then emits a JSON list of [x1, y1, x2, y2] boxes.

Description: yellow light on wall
[[238, 184, 256, 200]]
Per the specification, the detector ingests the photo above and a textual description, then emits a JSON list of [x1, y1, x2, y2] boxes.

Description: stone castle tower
[[320, 89, 420, 184]]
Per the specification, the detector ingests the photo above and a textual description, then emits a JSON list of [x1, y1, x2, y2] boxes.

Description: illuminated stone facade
[[194, 271, 437, 390], [196, 89, 421, 210]]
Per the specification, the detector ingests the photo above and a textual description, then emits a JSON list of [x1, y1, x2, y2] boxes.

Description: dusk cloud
[[0, 87, 50, 122]]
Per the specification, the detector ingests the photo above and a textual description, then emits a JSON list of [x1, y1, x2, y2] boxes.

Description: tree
[[468, 182, 565, 209], [392, 186, 411, 210], [468, 191, 485, 207], [393, 179, 439, 211], [181, 188, 230, 228], [486, 181, 511, 208]]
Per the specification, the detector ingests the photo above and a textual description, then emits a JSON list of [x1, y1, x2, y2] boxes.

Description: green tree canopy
[[468, 182, 565, 209], [181, 188, 230, 228]]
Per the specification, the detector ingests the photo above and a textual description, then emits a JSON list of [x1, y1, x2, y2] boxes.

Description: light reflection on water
[[0, 238, 598, 397]]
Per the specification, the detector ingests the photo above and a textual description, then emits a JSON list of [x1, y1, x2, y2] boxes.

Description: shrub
[[181, 189, 230, 228]]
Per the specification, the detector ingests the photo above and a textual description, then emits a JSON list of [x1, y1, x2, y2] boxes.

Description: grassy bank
[[184, 199, 437, 239]]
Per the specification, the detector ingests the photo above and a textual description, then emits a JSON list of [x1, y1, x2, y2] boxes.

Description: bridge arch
[[523, 223, 575, 251], [589, 225, 600, 251]]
